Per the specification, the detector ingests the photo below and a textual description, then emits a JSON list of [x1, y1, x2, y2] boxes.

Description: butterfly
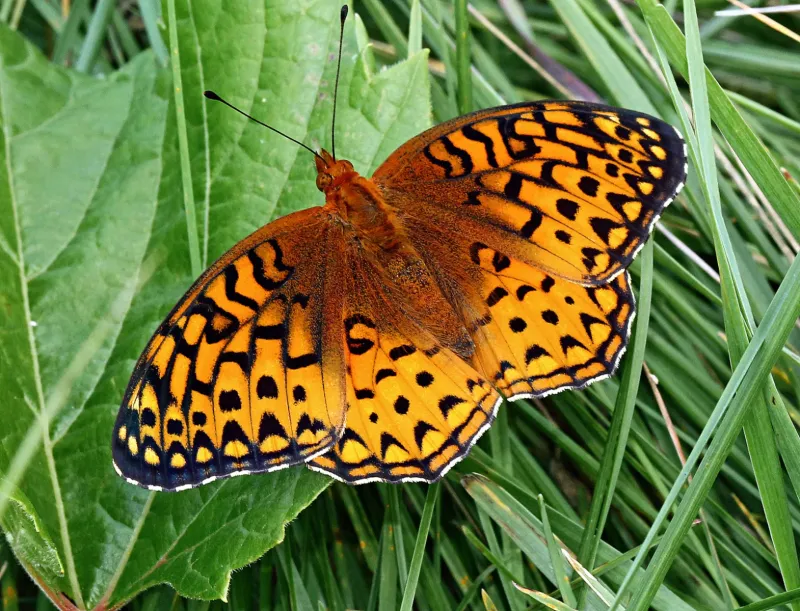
[[112, 12, 686, 492]]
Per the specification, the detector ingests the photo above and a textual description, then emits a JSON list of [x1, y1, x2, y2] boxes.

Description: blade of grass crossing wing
[[540, 497, 578, 607], [399, 484, 439, 611]]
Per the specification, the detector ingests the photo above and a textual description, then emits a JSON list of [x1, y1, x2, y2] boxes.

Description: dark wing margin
[[112, 208, 347, 491]]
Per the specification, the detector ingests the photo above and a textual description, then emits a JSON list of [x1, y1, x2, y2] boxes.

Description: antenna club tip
[[204, 90, 221, 101], [340, 5, 348, 21]]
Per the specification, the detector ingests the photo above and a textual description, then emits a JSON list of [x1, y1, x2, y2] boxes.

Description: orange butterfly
[[112, 9, 686, 491]]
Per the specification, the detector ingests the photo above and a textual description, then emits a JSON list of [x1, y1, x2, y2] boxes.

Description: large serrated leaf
[[0, 1, 431, 607]]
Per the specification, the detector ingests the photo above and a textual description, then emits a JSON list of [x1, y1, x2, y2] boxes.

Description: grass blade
[[165, 0, 201, 277], [622, 252, 800, 609], [454, 0, 471, 114], [399, 483, 439, 611], [540, 496, 577, 608]]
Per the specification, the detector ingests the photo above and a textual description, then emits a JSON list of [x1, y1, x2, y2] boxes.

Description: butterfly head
[[315, 149, 357, 193]]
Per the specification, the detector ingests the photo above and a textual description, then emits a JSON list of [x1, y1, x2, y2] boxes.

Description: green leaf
[[0, 486, 63, 585], [0, 1, 432, 606]]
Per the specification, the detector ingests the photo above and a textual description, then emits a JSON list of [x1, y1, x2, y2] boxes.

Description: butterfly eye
[[316, 172, 332, 191]]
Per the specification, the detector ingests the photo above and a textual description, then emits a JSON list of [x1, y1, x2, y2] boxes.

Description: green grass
[[1, 0, 800, 610]]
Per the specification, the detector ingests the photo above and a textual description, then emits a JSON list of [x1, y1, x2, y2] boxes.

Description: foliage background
[[1, 0, 800, 610]]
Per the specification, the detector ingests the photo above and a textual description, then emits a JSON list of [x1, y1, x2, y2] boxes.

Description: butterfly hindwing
[[402, 214, 635, 398], [375, 101, 686, 285], [308, 245, 501, 483], [112, 208, 347, 490]]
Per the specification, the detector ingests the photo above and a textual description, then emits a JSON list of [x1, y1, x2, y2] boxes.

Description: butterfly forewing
[[375, 101, 686, 285], [113, 208, 347, 490]]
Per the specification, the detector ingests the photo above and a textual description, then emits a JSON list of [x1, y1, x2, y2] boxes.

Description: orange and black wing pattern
[[402, 215, 635, 399], [374, 101, 685, 398], [375, 101, 686, 285], [112, 209, 346, 491], [308, 241, 501, 483]]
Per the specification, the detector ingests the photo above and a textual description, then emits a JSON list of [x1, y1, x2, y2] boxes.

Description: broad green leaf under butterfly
[[0, 1, 433, 606]]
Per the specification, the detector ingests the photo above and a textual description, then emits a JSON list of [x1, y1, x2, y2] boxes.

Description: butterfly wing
[[308, 239, 502, 483], [374, 101, 686, 285], [373, 101, 685, 399], [399, 215, 635, 398], [112, 208, 347, 490]]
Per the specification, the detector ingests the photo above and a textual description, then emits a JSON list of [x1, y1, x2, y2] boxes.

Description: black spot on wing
[[255, 324, 285, 340], [389, 344, 416, 360], [375, 368, 397, 384], [355, 388, 375, 400], [257, 375, 279, 399], [486, 287, 508, 307], [286, 353, 320, 370], [218, 390, 242, 412]]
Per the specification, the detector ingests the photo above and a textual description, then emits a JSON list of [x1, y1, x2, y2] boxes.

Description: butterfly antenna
[[204, 90, 323, 162], [331, 5, 348, 161]]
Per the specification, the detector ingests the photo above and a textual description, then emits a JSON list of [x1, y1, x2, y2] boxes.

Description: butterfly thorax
[[316, 150, 407, 253], [315, 149, 475, 357]]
